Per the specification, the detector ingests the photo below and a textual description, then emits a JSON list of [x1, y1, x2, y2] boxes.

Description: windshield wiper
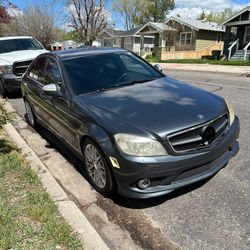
[[94, 77, 160, 93], [116, 77, 159, 88]]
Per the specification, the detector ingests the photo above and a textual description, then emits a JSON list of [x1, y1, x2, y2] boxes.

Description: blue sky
[[10, 0, 250, 30]]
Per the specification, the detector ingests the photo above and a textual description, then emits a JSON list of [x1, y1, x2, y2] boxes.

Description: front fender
[[76, 122, 118, 159]]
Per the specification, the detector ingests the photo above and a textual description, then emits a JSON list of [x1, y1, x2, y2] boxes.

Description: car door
[[23, 56, 51, 122], [42, 57, 81, 148]]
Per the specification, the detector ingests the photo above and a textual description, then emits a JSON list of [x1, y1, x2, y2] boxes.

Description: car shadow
[[5, 92, 22, 99], [35, 123, 213, 209], [36, 124, 88, 178], [108, 177, 211, 209]]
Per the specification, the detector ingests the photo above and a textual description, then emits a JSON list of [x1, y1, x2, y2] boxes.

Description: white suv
[[0, 36, 47, 96]]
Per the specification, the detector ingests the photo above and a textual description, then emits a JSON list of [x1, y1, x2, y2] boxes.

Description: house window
[[134, 37, 140, 44], [180, 32, 192, 45]]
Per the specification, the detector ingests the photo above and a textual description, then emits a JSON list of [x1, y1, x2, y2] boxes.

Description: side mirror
[[42, 83, 60, 97], [154, 64, 163, 72]]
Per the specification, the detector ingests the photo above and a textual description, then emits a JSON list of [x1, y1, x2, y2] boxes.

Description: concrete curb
[[4, 119, 109, 250], [163, 68, 245, 77]]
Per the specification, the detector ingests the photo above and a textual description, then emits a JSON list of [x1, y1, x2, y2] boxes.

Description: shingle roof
[[168, 16, 225, 32], [104, 25, 144, 37], [103, 22, 176, 37], [146, 22, 176, 31]]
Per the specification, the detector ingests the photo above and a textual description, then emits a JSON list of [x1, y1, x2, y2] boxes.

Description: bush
[[0, 100, 14, 129]]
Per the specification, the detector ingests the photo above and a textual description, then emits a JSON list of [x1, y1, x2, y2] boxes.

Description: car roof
[[50, 47, 128, 60], [0, 36, 34, 41]]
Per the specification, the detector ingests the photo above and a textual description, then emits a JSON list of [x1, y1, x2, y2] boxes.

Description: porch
[[138, 22, 178, 58], [223, 6, 250, 60]]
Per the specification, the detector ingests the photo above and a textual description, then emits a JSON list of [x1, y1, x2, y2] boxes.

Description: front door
[[24, 56, 49, 121], [42, 57, 80, 148]]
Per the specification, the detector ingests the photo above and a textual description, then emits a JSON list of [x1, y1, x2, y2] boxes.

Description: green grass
[[145, 55, 250, 66], [0, 131, 82, 250]]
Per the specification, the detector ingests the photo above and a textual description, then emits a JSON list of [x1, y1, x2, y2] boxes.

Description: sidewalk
[[157, 63, 250, 77], [3, 101, 109, 250]]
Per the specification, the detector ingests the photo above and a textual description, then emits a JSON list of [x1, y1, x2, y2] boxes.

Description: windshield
[[63, 52, 164, 95], [0, 38, 44, 54]]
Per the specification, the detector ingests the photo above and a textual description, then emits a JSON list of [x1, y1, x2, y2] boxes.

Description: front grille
[[168, 114, 228, 153], [13, 60, 33, 76]]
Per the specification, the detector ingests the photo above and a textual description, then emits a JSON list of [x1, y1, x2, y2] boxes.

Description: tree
[[63, 30, 78, 41], [65, 0, 109, 44], [2, 3, 57, 47], [197, 8, 236, 23], [112, 0, 142, 30], [0, 5, 10, 24], [197, 11, 206, 21], [134, 0, 175, 24], [0, 0, 14, 35]]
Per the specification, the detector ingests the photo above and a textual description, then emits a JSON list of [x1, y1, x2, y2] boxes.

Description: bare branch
[[65, 0, 108, 44]]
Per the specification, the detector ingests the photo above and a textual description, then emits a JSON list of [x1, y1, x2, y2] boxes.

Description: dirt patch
[[97, 195, 181, 250]]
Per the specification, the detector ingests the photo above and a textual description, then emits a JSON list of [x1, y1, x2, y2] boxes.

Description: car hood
[[0, 50, 47, 65], [75, 77, 227, 138]]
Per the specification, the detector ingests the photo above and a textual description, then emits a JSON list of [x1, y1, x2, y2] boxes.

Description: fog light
[[138, 179, 151, 189]]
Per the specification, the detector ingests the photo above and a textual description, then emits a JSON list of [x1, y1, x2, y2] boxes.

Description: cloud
[[168, 0, 248, 18], [7, 7, 23, 17]]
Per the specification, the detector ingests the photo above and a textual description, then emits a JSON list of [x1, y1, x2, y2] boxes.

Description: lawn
[[145, 55, 250, 66], [0, 130, 82, 250]]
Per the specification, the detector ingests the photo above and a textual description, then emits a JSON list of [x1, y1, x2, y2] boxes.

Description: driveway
[[8, 71, 250, 250]]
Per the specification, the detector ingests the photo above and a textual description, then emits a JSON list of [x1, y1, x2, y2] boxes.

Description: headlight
[[225, 99, 235, 126], [114, 133, 167, 157], [0, 65, 12, 74]]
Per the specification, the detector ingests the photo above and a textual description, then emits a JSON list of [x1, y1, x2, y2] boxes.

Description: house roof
[[138, 22, 177, 33], [103, 25, 144, 37], [222, 6, 250, 25], [167, 16, 225, 32], [103, 22, 176, 37]]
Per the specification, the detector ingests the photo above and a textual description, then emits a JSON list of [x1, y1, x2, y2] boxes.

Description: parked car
[[0, 36, 47, 96], [21, 48, 240, 199]]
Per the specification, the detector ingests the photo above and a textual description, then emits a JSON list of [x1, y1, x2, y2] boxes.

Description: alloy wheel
[[25, 100, 35, 127], [84, 144, 107, 189]]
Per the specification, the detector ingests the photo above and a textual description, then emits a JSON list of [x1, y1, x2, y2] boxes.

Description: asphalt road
[[7, 70, 250, 250]]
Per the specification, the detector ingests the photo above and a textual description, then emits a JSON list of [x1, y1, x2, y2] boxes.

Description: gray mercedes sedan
[[21, 48, 239, 199]]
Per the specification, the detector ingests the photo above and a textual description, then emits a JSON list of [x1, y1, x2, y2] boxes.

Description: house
[[139, 16, 225, 60], [222, 6, 250, 60], [97, 26, 154, 54], [136, 22, 177, 57]]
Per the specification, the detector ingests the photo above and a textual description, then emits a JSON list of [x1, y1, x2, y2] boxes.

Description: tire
[[82, 138, 114, 195], [24, 99, 36, 127], [0, 80, 7, 98]]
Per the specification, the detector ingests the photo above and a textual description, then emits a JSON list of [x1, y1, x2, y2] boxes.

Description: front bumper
[[111, 117, 240, 199], [1, 73, 22, 93]]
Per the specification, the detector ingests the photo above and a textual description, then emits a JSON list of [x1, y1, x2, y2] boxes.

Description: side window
[[44, 58, 62, 84], [29, 57, 47, 83], [119, 54, 151, 76]]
